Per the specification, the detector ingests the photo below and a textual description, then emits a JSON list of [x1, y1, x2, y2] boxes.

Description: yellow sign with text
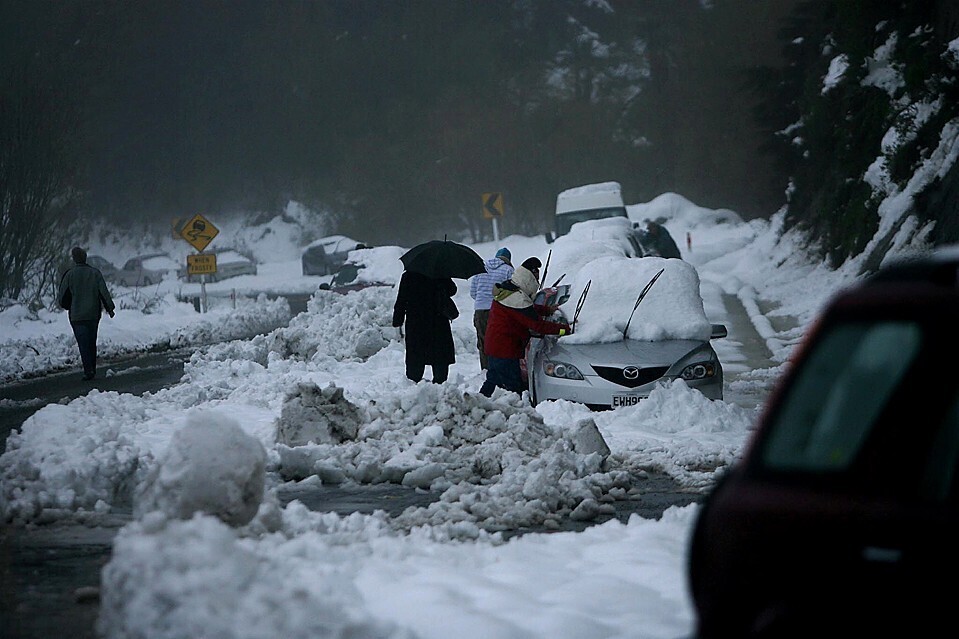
[[187, 253, 217, 275]]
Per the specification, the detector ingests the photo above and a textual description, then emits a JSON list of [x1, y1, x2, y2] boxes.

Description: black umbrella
[[400, 239, 485, 280]]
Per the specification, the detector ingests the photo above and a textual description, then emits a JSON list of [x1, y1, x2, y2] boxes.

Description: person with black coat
[[58, 246, 116, 380], [392, 270, 457, 383]]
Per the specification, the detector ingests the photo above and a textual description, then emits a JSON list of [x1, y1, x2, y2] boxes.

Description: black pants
[[70, 319, 99, 377], [479, 355, 524, 397], [406, 362, 449, 384]]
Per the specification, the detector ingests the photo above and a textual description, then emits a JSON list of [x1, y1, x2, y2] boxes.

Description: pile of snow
[[0, 294, 292, 384], [136, 411, 267, 526], [339, 245, 406, 286], [0, 279, 753, 527]]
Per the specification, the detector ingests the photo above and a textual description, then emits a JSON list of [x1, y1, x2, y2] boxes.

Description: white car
[[523, 247, 725, 410], [87, 255, 119, 282], [114, 253, 179, 287], [319, 245, 404, 293], [301, 235, 367, 276]]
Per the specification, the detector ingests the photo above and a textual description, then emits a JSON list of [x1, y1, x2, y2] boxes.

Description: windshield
[[555, 207, 628, 236], [760, 321, 921, 473], [332, 263, 361, 286]]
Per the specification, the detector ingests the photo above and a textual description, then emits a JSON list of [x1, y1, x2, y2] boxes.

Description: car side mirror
[[319, 283, 331, 291], [711, 324, 728, 339]]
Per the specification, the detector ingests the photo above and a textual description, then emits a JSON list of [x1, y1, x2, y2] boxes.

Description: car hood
[[540, 338, 710, 369]]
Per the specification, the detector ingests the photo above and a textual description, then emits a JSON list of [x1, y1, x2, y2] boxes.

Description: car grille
[[591, 365, 669, 388]]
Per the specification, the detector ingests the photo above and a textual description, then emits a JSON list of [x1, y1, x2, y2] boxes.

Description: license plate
[[612, 394, 643, 407]]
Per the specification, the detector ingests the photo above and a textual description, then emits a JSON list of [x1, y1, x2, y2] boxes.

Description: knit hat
[[495, 247, 511, 262], [521, 257, 541, 271]]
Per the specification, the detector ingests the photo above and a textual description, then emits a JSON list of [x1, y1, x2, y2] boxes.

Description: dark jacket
[[58, 264, 115, 322], [392, 271, 456, 366]]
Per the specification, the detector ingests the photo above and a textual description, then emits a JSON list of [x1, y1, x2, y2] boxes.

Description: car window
[[921, 394, 959, 501], [760, 321, 921, 473], [332, 263, 361, 286], [557, 207, 627, 236]]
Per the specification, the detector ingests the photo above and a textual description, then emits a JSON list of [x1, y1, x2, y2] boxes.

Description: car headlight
[[544, 361, 584, 380], [680, 362, 717, 381]]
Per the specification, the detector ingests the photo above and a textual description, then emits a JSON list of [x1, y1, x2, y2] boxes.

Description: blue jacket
[[469, 257, 514, 311]]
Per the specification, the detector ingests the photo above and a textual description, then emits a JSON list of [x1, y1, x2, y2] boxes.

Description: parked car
[[73, 254, 118, 282], [178, 249, 257, 283], [301, 235, 367, 276], [631, 220, 682, 258], [687, 252, 959, 638], [319, 245, 404, 293], [549, 181, 628, 243], [114, 253, 179, 287], [525, 257, 725, 409]]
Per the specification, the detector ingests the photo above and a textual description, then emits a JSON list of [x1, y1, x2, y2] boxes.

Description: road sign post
[[179, 214, 220, 313], [482, 192, 504, 242]]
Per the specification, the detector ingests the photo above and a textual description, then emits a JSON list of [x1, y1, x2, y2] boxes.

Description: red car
[[687, 253, 959, 637]]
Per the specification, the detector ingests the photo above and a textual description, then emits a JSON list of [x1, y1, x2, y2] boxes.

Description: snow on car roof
[[304, 235, 358, 250], [546, 219, 710, 344], [557, 181, 622, 200], [140, 254, 179, 270], [544, 217, 638, 280], [343, 245, 405, 285], [216, 250, 252, 264]]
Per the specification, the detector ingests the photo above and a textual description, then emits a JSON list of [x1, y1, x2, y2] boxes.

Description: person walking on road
[[479, 263, 570, 397], [58, 246, 116, 380], [392, 270, 457, 384], [469, 247, 513, 370]]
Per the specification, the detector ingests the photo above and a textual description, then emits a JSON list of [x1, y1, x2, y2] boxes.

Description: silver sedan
[[526, 324, 726, 409]]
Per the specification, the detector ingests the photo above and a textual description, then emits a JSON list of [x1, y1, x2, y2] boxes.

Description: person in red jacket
[[479, 263, 570, 397]]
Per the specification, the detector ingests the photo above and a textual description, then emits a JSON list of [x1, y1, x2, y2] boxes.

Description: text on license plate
[[612, 394, 643, 407]]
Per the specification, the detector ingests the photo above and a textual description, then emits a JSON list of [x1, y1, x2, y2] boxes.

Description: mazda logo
[[623, 366, 640, 380]]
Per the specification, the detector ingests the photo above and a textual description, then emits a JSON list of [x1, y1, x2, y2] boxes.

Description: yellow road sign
[[187, 253, 217, 275], [180, 213, 219, 252], [482, 192, 504, 219]]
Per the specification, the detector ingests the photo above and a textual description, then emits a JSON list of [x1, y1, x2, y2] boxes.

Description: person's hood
[[493, 266, 538, 309], [484, 257, 512, 273]]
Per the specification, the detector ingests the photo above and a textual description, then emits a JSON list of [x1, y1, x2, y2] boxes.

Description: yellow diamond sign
[[180, 213, 219, 252]]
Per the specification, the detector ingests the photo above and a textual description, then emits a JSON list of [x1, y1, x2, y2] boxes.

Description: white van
[[553, 181, 628, 238]]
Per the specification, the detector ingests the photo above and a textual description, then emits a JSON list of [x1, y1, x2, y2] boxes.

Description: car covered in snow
[[319, 245, 405, 293], [523, 223, 724, 409], [87, 255, 119, 282], [526, 257, 726, 410], [114, 253, 179, 287], [301, 235, 368, 276]]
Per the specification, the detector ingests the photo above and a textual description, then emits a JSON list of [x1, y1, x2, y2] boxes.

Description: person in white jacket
[[468, 247, 513, 370]]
